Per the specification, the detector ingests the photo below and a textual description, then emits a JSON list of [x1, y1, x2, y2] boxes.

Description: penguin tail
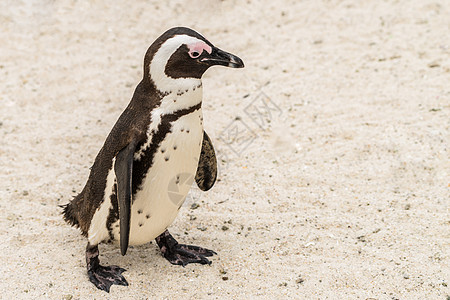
[[60, 201, 79, 228]]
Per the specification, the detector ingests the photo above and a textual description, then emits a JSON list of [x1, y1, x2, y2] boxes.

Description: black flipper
[[86, 243, 128, 292], [155, 230, 216, 266], [114, 141, 137, 256], [195, 131, 217, 191]]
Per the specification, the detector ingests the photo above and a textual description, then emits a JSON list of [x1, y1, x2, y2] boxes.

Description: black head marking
[[165, 44, 210, 79]]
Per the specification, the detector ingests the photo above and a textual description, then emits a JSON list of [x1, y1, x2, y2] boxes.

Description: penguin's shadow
[[100, 241, 161, 270], [99, 237, 216, 284]]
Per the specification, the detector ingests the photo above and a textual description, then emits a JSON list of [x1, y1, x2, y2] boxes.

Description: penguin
[[61, 27, 244, 292]]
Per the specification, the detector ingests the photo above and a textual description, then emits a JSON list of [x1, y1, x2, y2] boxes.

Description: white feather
[[88, 158, 116, 245]]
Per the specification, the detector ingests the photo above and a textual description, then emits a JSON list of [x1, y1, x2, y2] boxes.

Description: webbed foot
[[156, 230, 216, 266], [86, 243, 128, 292]]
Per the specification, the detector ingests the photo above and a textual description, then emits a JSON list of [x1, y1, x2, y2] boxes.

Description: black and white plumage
[[62, 27, 244, 292]]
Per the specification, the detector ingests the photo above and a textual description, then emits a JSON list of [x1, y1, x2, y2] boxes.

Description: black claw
[[155, 230, 216, 266]]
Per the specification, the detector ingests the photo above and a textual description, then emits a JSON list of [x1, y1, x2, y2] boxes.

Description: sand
[[0, 0, 449, 299]]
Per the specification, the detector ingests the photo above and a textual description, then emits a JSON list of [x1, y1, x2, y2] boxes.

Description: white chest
[[114, 108, 204, 246]]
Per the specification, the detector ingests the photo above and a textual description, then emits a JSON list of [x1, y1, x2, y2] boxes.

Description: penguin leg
[[86, 243, 128, 292], [155, 230, 216, 266]]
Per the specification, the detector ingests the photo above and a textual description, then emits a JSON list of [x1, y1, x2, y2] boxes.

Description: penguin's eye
[[189, 51, 201, 59], [187, 41, 212, 59]]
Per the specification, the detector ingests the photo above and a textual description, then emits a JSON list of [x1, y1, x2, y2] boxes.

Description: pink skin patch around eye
[[188, 42, 212, 58]]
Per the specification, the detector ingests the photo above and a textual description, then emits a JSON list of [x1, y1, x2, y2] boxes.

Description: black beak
[[201, 46, 244, 68]]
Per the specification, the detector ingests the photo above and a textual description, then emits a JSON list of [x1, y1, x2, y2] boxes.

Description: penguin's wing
[[195, 131, 217, 191], [114, 139, 137, 256]]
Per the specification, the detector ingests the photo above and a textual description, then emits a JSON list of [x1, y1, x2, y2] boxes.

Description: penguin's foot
[[156, 230, 216, 266], [86, 243, 128, 292], [88, 264, 128, 292]]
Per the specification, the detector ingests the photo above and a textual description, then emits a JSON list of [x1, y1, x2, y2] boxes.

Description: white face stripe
[[149, 34, 205, 93]]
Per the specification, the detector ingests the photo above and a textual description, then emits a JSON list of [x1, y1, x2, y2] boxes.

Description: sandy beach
[[0, 0, 449, 299]]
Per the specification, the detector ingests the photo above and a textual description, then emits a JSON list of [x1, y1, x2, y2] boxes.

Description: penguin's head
[[144, 27, 244, 93]]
